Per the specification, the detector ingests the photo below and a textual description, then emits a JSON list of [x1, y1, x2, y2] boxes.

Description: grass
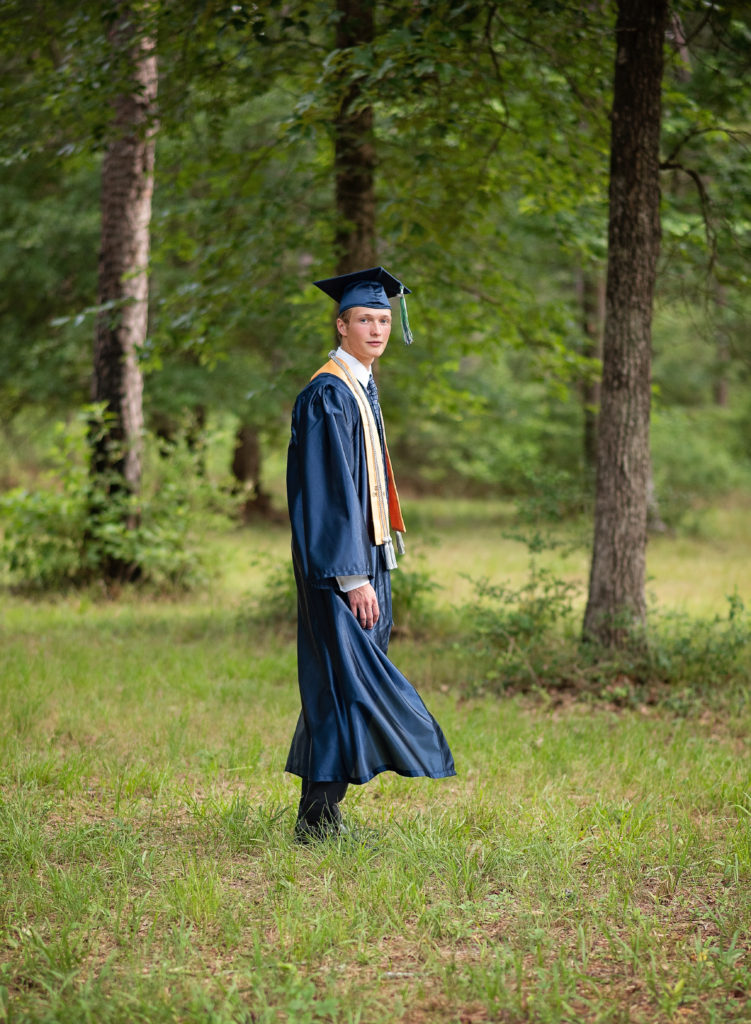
[[184, 493, 751, 618], [2, 498, 751, 1022]]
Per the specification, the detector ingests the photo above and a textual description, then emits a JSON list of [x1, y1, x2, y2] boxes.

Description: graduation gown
[[285, 373, 456, 785]]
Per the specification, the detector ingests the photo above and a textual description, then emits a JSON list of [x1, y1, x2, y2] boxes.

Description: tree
[[334, 0, 377, 272], [91, 2, 158, 516], [3, 0, 749, 547], [583, 0, 669, 646], [656, 5, 751, 409]]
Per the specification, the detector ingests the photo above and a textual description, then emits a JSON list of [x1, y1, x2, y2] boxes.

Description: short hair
[[336, 308, 353, 343]]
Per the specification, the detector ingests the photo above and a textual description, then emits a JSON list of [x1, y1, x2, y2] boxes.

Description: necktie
[[366, 375, 381, 430]]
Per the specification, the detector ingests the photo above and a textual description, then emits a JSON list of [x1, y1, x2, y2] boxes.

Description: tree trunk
[[91, 4, 157, 508], [334, 0, 376, 274], [231, 424, 276, 523], [582, 0, 668, 647]]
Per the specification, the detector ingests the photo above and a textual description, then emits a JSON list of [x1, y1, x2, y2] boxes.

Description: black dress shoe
[[294, 818, 381, 849], [294, 817, 348, 844]]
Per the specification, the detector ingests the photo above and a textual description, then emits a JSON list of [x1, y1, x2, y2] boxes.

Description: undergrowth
[[0, 407, 215, 592], [248, 541, 751, 708], [463, 560, 751, 706]]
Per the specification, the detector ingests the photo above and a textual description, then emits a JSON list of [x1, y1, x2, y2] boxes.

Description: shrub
[[0, 407, 206, 591], [253, 561, 298, 626], [390, 559, 441, 635], [464, 556, 751, 701], [465, 561, 579, 692], [646, 592, 750, 690], [250, 551, 440, 636]]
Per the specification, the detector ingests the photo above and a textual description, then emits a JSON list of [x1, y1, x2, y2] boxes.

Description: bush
[[466, 561, 580, 692], [390, 558, 441, 635], [251, 551, 440, 636], [646, 592, 750, 690], [463, 558, 751, 702], [252, 561, 298, 626], [0, 407, 206, 591]]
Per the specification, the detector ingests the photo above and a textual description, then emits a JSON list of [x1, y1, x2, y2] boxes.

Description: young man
[[285, 266, 455, 841]]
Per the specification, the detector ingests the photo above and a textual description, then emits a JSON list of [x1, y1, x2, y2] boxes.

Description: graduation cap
[[313, 266, 414, 345]]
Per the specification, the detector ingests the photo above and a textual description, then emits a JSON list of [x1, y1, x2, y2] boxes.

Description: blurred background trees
[[0, 0, 750, 635]]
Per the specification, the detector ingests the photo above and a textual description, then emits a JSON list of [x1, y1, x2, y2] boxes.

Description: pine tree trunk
[[334, 0, 376, 273], [582, 0, 668, 647], [231, 424, 274, 522], [92, 4, 157, 502]]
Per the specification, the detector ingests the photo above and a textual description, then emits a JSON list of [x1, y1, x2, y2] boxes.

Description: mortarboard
[[313, 266, 414, 344]]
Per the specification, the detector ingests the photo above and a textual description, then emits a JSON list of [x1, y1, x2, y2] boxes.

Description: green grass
[[2, 499, 751, 1022], [200, 494, 751, 615]]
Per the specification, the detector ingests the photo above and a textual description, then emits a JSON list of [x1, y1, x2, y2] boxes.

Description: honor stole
[[312, 353, 406, 569]]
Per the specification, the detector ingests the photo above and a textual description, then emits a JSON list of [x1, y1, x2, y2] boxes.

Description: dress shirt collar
[[334, 346, 371, 389]]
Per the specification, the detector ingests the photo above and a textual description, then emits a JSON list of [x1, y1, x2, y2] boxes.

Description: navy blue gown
[[285, 373, 456, 785]]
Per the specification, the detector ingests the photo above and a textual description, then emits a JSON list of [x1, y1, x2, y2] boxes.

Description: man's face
[[338, 306, 392, 367]]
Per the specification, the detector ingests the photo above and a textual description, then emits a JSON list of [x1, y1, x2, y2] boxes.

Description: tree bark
[[582, 0, 668, 647], [334, 0, 376, 273], [91, 4, 157, 501], [231, 424, 275, 522]]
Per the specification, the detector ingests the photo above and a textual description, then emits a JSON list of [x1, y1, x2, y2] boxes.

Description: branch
[[662, 125, 751, 165], [679, 8, 714, 47], [659, 159, 717, 269], [483, 4, 508, 122], [487, 8, 608, 119]]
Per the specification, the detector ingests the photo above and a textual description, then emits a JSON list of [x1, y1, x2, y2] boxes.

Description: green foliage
[[393, 349, 596, 497], [466, 556, 751, 701], [647, 592, 750, 693], [467, 560, 579, 692], [473, 564, 577, 647], [0, 408, 206, 591], [651, 405, 751, 525], [252, 550, 441, 636], [457, 493, 751, 698], [0, 154, 99, 421], [252, 560, 298, 627], [390, 557, 441, 634]]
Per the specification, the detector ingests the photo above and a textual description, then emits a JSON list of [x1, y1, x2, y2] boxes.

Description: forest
[[1, 2, 751, 1022], [1, 1, 749, 626]]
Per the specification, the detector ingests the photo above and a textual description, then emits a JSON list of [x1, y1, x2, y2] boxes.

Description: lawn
[[1, 499, 750, 1022]]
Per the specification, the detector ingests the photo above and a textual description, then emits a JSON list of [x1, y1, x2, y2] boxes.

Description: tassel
[[383, 536, 398, 571], [399, 286, 414, 345], [395, 531, 406, 555]]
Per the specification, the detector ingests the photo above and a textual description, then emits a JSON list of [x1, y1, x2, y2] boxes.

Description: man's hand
[[347, 582, 380, 630]]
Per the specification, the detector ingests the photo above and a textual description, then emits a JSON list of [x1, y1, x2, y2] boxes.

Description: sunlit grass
[[198, 494, 751, 617], [1, 496, 751, 1022]]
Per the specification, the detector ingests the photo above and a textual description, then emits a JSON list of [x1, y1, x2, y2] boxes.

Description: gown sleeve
[[287, 376, 374, 586]]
